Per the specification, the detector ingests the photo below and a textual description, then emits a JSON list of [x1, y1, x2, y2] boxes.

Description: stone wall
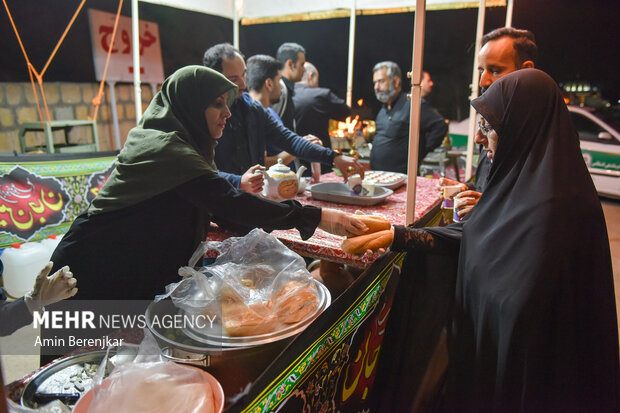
[[0, 82, 156, 153]]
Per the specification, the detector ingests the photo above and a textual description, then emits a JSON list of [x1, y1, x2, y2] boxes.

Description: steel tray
[[362, 170, 407, 190], [308, 182, 393, 206], [21, 350, 114, 408]]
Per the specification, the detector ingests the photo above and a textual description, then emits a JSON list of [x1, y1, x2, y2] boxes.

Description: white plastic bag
[[156, 229, 320, 337], [86, 362, 217, 413], [85, 330, 219, 413]]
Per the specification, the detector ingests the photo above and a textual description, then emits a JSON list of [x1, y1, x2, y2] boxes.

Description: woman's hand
[[319, 208, 368, 236], [437, 177, 468, 197], [362, 226, 394, 257], [240, 164, 265, 193], [363, 247, 387, 259], [454, 190, 481, 217]]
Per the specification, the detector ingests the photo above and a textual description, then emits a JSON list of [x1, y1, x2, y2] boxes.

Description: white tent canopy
[[140, 0, 504, 20]]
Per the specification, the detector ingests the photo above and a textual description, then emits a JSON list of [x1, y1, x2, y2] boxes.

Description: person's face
[[478, 37, 519, 92], [291, 52, 306, 82], [205, 92, 232, 138], [221, 54, 246, 98], [420, 72, 433, 97], [308, 70, 319, 88], [474, 116, 499, 160], [268, 73, 283, 104], [373, 68, 399, 104]]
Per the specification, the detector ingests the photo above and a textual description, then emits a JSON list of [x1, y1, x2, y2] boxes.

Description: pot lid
[[267, 158, 296, 177]]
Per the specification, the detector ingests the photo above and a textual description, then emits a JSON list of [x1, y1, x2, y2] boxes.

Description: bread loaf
[[341, 229, 394, 254], [352, 214, 391, 234], [274, 281, 319, 324], [221, 285, 277, 337]]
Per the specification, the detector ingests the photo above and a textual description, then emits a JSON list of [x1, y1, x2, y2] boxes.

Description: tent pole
[[405, 0, 426, 226], [345, 0, 356, 107], [107, 81, 122, 149], [132, 0, 142, 124], [505, 0, 514, 27], [233, 0, 240, 49], [465, 0, 486, 181]]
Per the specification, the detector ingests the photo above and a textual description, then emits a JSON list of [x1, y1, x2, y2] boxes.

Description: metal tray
[[308, 182, 393, 206], [180, 281, 331, 348], [363, 170, 407, 190], [21, 350, 114, 408]]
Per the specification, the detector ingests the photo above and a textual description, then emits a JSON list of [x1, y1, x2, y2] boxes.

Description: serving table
[[205, 173, 441, 268], [5, 173, 445, 412]]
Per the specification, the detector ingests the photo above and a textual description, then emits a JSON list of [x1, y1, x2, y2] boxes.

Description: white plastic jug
[[39, 234, 63, 258], [1, 242, 50, 298]]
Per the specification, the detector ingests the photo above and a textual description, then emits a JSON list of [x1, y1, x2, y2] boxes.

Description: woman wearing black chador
[[387, 69, 619, 412]]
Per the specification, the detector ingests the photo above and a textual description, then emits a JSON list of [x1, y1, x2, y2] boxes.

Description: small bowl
[[73, 365, 224, 413]]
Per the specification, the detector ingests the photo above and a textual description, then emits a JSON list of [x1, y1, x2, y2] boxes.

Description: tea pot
[[260, 159, 307, 201]]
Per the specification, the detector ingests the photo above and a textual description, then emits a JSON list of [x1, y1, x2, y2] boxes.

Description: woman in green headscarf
[[49, 66, 365, 301]]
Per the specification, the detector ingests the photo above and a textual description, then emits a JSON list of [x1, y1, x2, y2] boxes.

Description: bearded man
[[370, 61, 446, 173]]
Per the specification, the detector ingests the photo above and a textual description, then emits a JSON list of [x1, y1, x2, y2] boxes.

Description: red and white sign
[[88, 8, 164, 83]]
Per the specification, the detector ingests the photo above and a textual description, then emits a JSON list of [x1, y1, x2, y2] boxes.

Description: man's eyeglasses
[[478, 119, 493, 134]]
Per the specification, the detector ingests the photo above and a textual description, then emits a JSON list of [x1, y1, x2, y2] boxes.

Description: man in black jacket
[[370, 61, 447, 173], [271, 43, 306, 132], [442, 27, 537, 218], [294, 62, 352, 174], [203, 43, 364, 188]]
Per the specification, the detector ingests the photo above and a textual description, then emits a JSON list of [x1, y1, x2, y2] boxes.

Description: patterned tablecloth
[[206, 173, 441, 268]]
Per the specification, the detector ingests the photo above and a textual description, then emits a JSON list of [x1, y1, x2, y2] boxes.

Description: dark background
[[1, 0, 618, 121]]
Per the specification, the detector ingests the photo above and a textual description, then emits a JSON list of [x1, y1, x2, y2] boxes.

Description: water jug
[[1, 242, 50, 298], [39, 234, 63, 258]]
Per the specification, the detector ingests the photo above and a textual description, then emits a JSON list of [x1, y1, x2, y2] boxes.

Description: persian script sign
[[88, 8, 164, 83], [0, 155, 117, 247], [86, 161, 115, 204], [0, 166, 70, 241]]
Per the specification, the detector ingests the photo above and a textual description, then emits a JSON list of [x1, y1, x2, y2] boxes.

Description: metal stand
[[18, 120, 99, 153]]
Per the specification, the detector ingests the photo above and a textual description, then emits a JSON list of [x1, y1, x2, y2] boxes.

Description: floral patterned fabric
[[206, 174, 441, 268]]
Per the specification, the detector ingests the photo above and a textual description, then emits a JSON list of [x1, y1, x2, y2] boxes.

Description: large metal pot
[[145, 281, 330, 399]]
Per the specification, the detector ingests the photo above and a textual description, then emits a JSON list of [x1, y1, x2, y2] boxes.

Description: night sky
[[1, 0, 618, 121]]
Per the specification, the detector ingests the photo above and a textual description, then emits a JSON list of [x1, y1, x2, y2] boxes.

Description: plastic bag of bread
[[74, 331, 223, 413], [273, 280, 319, 324], [220, 284, 277, 336], [157, 229, 320, 337], [84, 361, 219, 413]]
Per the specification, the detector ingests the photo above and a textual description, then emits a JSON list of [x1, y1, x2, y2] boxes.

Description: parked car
[[448, 106, 620, 198], [568, 105, 620, 199]]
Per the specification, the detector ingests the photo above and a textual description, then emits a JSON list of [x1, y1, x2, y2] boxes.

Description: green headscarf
[[88, 66, 237, 215]]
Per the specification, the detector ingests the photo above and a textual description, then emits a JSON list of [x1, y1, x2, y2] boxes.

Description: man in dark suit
[[271, 42, 306, 132], [294, 62, 352, 174]]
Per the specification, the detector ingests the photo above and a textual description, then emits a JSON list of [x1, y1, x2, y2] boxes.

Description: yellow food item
[[350, 214, 391, 235], [341, 229, 394, 254]]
